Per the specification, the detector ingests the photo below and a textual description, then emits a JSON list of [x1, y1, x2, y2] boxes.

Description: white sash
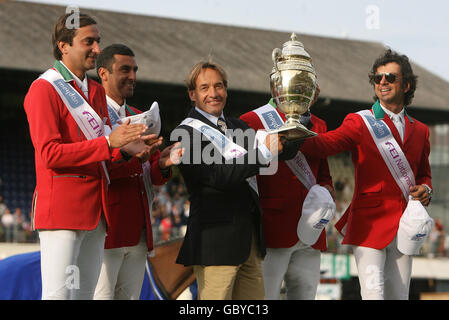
[[252, 104, 316, 189], [40, 68, 110, 184], [357, 110, 415, 199], [107, 102, 121, 128], [181, 117, 258, 194]]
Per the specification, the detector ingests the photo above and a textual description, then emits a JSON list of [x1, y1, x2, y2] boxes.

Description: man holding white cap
[[300, 49, 433, 300], [94, 44, 181, 299], [241, 93, 336, 300]]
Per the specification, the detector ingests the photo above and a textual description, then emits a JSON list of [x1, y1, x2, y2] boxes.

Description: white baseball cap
[[119, 101, 161, 136], [297, 184, 336, 245], [397, 197, 434, 256]]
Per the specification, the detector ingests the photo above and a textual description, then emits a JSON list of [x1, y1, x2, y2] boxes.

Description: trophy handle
[[272, 48, 281, 72]]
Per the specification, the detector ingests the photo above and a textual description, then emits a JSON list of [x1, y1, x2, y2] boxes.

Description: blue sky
[[21, 0, 449, 82]]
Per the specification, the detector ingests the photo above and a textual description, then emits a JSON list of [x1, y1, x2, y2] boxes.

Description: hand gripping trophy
[[270, 33, 317, 140]]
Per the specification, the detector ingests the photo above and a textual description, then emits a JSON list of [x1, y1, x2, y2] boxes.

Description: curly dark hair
[[369, 49, 418, 106]]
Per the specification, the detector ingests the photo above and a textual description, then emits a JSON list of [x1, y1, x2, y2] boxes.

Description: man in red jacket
[[94, 44, 181, 299], [24, 13, 150, 300], [240, 93, 335, 300], [300, 49, 433, 299]]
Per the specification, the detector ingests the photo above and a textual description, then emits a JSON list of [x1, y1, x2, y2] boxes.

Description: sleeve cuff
[[255, 130, 274, 164], [105, 135, 111, 147], [422, 184, 433, 197]]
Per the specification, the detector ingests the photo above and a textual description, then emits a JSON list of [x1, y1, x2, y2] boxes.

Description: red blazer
[[105, 105, 170, 251], [240, 105, 333, 251], [301, 102, 432, 249], [24, 66, 121, 230]]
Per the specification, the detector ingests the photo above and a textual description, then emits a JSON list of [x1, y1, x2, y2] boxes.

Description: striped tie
[[217, 118, 227, 134]]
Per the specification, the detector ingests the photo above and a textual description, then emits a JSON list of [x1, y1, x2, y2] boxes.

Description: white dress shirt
[[380, 104, 405, 142], [106, 95, 127, 118]]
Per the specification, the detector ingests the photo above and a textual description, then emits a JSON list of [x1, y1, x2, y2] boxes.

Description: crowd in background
[[0, 195, 35, 243], [0, 177, 448, 258]]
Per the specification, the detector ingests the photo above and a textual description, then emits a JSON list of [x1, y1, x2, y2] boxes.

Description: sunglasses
[[372, 72, 398, 84]]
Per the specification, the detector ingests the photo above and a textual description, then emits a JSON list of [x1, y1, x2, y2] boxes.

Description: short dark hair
[[96, 44, 135, 75], [369, 48, 418, 106], [52, 13, 97, 60]]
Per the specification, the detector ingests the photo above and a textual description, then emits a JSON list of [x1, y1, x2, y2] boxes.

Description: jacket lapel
[[402, 111, 414, 146], [86, 79, 96, 108]]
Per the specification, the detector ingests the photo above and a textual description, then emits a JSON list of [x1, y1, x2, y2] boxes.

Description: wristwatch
[[423, 184, 433, 199]]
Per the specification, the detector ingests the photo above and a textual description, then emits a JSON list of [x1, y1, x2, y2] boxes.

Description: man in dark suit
[[171, 61, 283, 300]]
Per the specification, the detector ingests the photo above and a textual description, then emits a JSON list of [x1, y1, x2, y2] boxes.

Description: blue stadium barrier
[[0, 251, 196, 300]]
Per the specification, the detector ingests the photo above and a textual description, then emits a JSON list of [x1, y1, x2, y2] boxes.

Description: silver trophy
[[270, 33, 317, 140]]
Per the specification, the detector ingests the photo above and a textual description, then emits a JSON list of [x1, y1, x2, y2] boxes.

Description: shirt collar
[[195, 106, 225, 126], [379, 103, 405, 122], [57, 60, 88, 95], [106, 95, 127, 117], [372, 100, 413, 123]]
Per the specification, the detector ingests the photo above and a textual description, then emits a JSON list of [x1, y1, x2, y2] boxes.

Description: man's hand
[[323, 184, 336, 201], [141, 134, 163, 147], [410, 185, 431, 206], [264, 133, 285, 156], [135, 135, 163, 162], [159, 142, 184, 169], [109, 119, 148, 148]]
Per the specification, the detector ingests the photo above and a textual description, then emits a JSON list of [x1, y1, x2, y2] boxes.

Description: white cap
[[397, 197, 434, 256], [119, 101, 161, 136], [117, 102, 162, 155], [297, 184, 336, 245]]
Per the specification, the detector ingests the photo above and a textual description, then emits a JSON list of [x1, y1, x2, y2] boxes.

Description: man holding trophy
[[172, 60, 285, 300], [241, 33, 336, 300], [300, 49, 433, 299]]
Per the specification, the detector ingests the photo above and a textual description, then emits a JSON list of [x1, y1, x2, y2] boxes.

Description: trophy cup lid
[[281, 33, 311, 59]]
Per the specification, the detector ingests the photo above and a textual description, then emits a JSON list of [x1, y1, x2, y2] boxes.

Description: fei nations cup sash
[[40, 68, 110, 184], [357, 109, 415, 199], [358, 109, 433, 255], [180, 117, 258, 194], [252, 103, 316, 189]]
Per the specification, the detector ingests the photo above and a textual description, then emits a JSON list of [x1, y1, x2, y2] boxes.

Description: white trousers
[[94, 233, 148, 300], [262, 241, 321, 300], [38, 218, 106, 300], [352, 236, 412, 300]]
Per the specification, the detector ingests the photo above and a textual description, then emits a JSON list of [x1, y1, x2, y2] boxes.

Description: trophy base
[[269, 123, 317, 141]]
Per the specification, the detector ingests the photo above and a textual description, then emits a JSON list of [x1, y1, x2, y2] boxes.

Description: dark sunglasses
[[372, 72, 397, 84]]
